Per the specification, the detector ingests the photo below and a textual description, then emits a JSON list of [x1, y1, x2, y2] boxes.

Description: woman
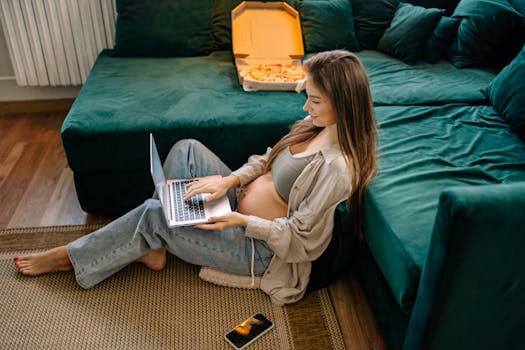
[[14, 50, 376, 305]]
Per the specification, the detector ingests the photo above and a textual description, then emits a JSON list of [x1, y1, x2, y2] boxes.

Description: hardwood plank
[[39, 169, 80, 226], [0, 115, 30, 158], [0, 142, 25, 187], [0, 111, 113, 227], [347, 273, 387, 350], [329, 270, 387, 350], [7, 133, 66, 226], [0, 142, 47, 227], [0, 113, 56, 159], [38, 169, 114, 226], [0, 114, 16, 147], [3, 112, 65, 226]]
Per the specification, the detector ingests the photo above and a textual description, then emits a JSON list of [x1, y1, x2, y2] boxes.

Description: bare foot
[[14, 246, 73, 276], [136, 248, 167, 271]]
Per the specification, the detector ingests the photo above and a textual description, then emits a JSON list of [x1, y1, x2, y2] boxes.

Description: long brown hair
[[266, 50, 377, 237]]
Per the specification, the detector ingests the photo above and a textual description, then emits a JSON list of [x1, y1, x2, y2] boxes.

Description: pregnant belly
[[237, 172, 288, 220]]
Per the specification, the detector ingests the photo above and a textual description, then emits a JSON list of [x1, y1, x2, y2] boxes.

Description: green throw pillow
[[297, 0, 361, 53], [407, 0, 460, 16], [377, 3, 444, 65], [484, 0, 525, 69], [448, 0, 524, 68], [211, 0, 242, 50], [113, 0, 213, 57], [422, 16, 461, 63], [352, 0, 401, 49], [485, 45, 525, 141]]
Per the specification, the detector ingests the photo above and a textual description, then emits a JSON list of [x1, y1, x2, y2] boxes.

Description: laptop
[[149, 134, 232, 227]]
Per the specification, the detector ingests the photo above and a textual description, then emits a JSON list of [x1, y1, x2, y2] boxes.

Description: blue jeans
[[67, 139, 274, 288]]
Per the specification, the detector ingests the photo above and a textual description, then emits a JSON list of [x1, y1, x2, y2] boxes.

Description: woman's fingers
[[193, 213, 247, 230], [186, 177, 227, 198], [184, 180, 206, 198], [186, 178, 212, 191], [194, 215, 228, 230], [194, 221, 226, 230]]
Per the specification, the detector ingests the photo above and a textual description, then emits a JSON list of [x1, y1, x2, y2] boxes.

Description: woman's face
[[303, 78, 337, 128]]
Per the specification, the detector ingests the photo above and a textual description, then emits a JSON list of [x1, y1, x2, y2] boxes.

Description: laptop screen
[[150, 134, 166, 187]]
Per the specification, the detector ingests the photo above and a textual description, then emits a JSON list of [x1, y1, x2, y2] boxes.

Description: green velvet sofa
[[61, 0, 525, 349]]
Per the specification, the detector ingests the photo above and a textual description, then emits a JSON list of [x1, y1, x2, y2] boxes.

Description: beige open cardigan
[[215, 144, 351, 305]]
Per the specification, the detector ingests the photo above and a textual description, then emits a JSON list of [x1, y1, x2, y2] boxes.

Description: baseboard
[[0, 98, 75, 115]]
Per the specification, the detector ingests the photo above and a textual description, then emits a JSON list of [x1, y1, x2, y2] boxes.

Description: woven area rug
[[0, 225, 345, 350]]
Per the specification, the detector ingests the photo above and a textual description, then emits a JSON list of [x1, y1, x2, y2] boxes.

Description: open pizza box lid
[[231, 1, 305, 92]]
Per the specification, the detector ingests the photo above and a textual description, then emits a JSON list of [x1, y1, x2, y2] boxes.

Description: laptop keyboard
[[169, 180, 207, 223]]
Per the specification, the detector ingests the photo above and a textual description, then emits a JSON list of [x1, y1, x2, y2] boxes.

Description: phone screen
[[225, 313, 273, 349]]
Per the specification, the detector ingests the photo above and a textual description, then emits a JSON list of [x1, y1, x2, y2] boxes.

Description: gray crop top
[[271, 147, 315, 203]]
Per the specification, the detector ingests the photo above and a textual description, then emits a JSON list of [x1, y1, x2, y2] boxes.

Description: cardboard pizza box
[[231, 1, 306, 92]]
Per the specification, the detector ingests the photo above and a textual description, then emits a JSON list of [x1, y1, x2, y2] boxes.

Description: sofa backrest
[[482, 0, 525, 69], [113, 0, 214, 57], [111, 0, 523, 71]]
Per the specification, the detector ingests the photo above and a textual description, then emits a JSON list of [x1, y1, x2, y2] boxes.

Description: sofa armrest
[[404, 183, 525, 350]]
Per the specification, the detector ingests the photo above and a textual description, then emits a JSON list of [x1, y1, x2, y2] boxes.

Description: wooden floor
[[0, 108, 386, 350]]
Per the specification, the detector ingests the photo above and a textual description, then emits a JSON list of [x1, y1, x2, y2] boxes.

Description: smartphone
[[224, 312, 273, 349]]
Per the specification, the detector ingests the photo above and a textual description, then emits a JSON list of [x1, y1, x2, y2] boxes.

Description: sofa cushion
[[351, 50, 496, 106], [352, 0, 401, 49], [485, 45, 525, 141], [366, 104, 525, 313], [296, 0, 361, 53], [62, 50, 306, 213], [422, 16, 461, 64], [62, 50, 305, 174], [448, 0, 524, 68], [377, 3, 444, 65], [113, 0, 213, 57]]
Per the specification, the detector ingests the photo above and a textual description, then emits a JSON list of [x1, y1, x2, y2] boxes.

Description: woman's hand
[[194, 212, 249, 230], [184, 175, 240, 202]]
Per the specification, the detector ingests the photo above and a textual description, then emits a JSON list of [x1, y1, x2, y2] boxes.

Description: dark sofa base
[[73, 170, 152, 215], [68, 122, 294, 215]]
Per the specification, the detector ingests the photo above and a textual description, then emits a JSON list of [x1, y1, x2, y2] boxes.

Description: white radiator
[[0, 0, 116, 86]]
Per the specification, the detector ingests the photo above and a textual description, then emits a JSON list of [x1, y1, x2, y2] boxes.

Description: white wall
[[0, 25, 80, 101]]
